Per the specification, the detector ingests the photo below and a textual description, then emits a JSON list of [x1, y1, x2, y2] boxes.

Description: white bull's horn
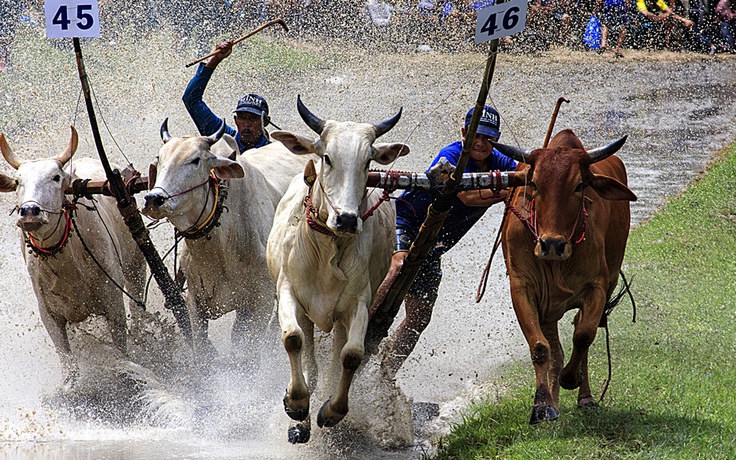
[[205, 118, 226, 145], [297, 94, 325, 135], [0, 133, 21, 170], [160, 118, 172, 144], [56, 126, 79, 166], [373, 107, 402, 139], [587, 135, 628, 164], [491, 141, 532, 164]]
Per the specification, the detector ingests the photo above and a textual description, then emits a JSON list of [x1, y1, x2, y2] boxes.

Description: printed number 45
[[53, 5, 95, 30], [480, 7, 520, 36]]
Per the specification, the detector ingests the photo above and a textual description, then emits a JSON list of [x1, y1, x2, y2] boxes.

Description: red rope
[[27, 203, 75, 256]]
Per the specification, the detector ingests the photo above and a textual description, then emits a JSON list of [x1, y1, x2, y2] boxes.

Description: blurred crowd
[[1, 0, 735, 69]]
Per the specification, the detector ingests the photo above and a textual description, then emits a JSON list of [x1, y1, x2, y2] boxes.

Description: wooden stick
[[543, 96, 570, 148], [185, 18, 289, 68]]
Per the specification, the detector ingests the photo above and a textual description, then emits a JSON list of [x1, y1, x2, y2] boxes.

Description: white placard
[[475, 0, 527, 44], [45, 0, 100, 38]]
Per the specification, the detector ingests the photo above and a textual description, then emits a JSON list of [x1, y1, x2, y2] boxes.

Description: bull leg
[[541, 322, 564, 410], [317, 302, 367, 428], [189, 295, 218, 365], [509, 286, 558, 424], [108, 301, 128, 357], [38, 306, 77, 389], [560, 288, 606, 391], [576, 351, 598, 408], [278, 281, 310, 423]]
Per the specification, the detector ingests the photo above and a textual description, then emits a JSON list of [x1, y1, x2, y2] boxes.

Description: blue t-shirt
[[182, 63, 269, 153], [396, 140, 517, 254]]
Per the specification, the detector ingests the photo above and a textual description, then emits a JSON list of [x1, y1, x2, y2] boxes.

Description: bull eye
[[323, 155, 332, 167], [529, 181, 537, 191], [190, 158, 200, 166], [575, 183, 584, 193], [52, 174, 61, 182]]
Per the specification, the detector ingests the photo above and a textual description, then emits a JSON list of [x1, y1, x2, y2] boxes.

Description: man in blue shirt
[[380, 105, 517, 378], [182, 40, 271, 153]]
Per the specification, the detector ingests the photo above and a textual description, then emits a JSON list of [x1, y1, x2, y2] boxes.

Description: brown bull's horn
[[160, 118, 172, 144], [297, 95, 325, 135], [57, 126, 79, 166], [373, 107, 402, 139], [587, 135, 628, 164], [205, 118, 226, 145], [490, 141, 532, 164], [0, 133, 21, 170]]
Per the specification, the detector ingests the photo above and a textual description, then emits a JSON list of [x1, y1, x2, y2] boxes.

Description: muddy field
[[0, 26, 735, 458]]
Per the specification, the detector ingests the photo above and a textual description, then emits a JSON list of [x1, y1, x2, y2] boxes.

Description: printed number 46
[[480, 6, 520, 36], [53, 5, 95, 30]]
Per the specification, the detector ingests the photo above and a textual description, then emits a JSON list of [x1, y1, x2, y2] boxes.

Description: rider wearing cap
[[378, 105, 518, 378], [182, 40, 271, 153]]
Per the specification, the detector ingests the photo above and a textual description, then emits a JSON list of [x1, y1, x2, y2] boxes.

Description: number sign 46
[[45, 0, 100, 38], [474, 0, 528, 44]]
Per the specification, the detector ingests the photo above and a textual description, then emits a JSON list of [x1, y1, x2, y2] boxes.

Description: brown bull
[[492, 129, 637, 424]]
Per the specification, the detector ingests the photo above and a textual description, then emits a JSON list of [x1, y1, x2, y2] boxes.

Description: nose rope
[[149, 175, 211, 202], [506, 191, 588, 245], [24, 202, 76, 257]]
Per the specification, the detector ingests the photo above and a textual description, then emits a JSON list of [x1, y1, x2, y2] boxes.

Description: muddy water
[[0, 24, 735, 459]]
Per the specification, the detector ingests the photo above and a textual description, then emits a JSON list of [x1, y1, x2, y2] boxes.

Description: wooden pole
[[365, 21, 505, 354], [72, 38, 192, 342]]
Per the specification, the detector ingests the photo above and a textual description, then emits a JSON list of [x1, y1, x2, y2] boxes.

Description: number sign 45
[[474, 0, 528, 44], [45, 0, 100, 38]]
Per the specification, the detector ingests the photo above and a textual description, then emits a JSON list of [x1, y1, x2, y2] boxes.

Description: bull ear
[[590, 174, 637, 201], [0, 133, 21, 170], [212, 157, 245, 180], [272, 131, 318, 155], [372, 143, 410, 165], [148, 158, 158, 191], [0, 172, 17, 193], [57, 126, 78, 166]]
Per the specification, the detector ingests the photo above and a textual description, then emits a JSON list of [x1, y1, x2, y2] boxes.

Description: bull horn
[[587, 135, 628, 164], [160, 118, 172, 144], [373, 107, 402, 139], [490, 141, 532, 164], [297, 95, 325, 135], [0, 133, 21, 170], [205, 118, 226, 146], [56, 126, 79, 166]]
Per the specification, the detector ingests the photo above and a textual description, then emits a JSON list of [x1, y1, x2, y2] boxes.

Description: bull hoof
[[316, 398, 344, 428], [288, 422, 311, 444], [283, 390, 310, 421], [578, 397, 599, 408], [530, 403, 559, 424]]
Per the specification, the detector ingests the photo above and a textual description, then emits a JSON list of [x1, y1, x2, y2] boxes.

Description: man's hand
[[370, 251, 409, 316], [206, 40, 234, 68]]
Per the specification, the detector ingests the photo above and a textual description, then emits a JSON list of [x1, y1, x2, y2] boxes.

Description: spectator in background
[[596, 0, 630, 56], [716, 0, 736, 51], [635, 0, 695, 48]]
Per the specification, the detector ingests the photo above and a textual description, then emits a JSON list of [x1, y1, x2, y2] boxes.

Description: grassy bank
[[430, 142, 736, 459]]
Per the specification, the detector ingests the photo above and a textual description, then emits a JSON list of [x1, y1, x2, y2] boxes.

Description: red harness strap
[[26, 202, 76, 257], [506, 192, 588, 245]]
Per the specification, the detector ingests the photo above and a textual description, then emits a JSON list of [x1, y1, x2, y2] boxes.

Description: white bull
[[0, 127, 146, 387], [266, 96, 409, 443], [142, 120, 313, 363]]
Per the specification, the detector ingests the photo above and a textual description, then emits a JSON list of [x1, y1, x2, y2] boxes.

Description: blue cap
[[465, 106, 501, 139], [234, 93, 269, 117]]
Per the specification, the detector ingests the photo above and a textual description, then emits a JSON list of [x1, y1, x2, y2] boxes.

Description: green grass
[[430, 142, 736, 459]]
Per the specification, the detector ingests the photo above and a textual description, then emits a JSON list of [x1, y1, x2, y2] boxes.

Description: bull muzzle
[[142, 192, 168, 219], [535, 235, 572, 261], [334, 212, 359, 234], [17, 204, 47, 231]]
